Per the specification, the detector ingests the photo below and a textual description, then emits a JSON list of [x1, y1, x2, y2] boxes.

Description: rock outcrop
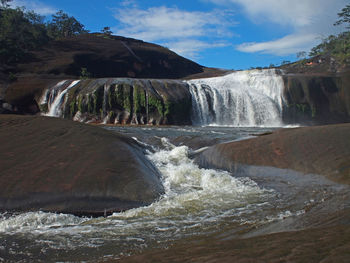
[[39, 78, 192, 125], [0, 115, 164, 216], [3, 70, 350, 126], [13, 34, 204, 80], [195, 123, 350, 185], [282, 72, 350, 125]]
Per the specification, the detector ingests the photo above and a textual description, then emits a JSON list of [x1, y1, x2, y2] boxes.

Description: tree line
[[304, 4, 350, 63], [0, 0, 88, 65], [1, 0, 349, 69]]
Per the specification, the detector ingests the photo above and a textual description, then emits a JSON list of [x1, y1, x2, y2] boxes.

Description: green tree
[[0, 0, 12, 8], [47, 10, 87, 39], [296, 51, 307, 59], [334, 4, 350, 29], [101, 26, 112, 36], [0, 7, 48, 63], [309, 32, 350, 61], [281, 60, 291, 65], [80, 67, 91, 79]]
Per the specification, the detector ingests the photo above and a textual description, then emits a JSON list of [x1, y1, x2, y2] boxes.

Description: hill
[[0, 33, 228, 114], [279, 54, 350, 75], [9, 33, 205, 79]]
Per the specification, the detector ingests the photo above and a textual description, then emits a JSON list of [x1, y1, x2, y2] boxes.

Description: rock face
[[195, 123, 350, 185], [116, 224, 350, 263], [282, 72, 350, 124], [3, 70, 350, 127], [38, 78, 192, 125], [0, 115, 164, 216], [14, 34, 204, 80]]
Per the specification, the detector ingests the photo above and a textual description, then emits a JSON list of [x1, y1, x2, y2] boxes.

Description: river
[[1, 125, 349, 262]]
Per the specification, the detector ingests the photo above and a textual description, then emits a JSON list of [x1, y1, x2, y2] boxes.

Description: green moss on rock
[[93, 86, 104, 115], [148, 94, 164, 117], [133, 84, 147, 114], [87, 94, 94, 114], [164, 97, 192, 124], [64, 83, 82, 118], [39, 103, 48, 113]]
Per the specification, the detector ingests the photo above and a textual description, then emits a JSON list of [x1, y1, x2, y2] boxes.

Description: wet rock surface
[[195, 123, 350, 185], [114, 221, 350, 263], [282, 72, 350, 125], [0, 115, 164, 216], [112, 124, 350, 263]]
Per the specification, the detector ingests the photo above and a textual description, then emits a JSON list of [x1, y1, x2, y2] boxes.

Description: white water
[[112, 138, 272, 221], [0, 138, 277, 252], [0, 139, 272, 235], [187, 69, 286, 127], [42, 80, 80, 117], [1, 126, 347, 262]]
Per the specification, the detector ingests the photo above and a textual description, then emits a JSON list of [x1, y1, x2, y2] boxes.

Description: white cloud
[[165, 40, 229, 59], [206, 0, 348, 55], [206, 0, 347, 28], [113, 6, 236, 59], [119, 0, 138, 8], [10, 0, 57, 15], [114, 6, 235, 42], [237, 33, 320, 55]]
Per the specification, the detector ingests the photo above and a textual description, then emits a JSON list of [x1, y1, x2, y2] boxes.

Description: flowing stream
[[1, 126, 349, 262], [2, 70, 348, 262], [187, 69, 285, 126]]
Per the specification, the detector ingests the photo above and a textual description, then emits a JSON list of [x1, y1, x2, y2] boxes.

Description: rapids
[[1, 126, 348, 262]]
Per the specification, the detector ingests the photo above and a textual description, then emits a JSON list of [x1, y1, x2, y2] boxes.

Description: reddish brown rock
[[0, 115, 164, 216], [113, 223, 350, 263], [196, 123, 350, 185]]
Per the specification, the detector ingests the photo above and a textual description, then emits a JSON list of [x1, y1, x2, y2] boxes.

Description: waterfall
[[43, 80, 80, 117], [187, 69, 286, 127]]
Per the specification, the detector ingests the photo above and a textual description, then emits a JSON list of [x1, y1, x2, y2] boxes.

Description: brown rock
[[196, 123, 350, 185], [114, 223, 350, 263], [0, 115, 164, 216]]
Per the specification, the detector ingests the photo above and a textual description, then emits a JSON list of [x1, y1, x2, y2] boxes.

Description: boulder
[[0, 115, 164, 216], [195, 123, 350, 185]]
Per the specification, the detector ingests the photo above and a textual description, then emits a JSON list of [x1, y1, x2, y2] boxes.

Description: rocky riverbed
[[0, 117, 349, 262]]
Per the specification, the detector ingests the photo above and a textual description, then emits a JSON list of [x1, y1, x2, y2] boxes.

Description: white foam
[[112, 138, 271, 220], [0, 211, 85, 234], [46, 80, 80, 117], [187, 69, 286, 127]]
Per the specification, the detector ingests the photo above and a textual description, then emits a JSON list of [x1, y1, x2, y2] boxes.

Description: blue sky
[[10, 0, 349, 70]]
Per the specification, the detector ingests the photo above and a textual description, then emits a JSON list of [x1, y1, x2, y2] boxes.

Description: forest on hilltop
[[309, 4, 350, 63], [0, 0, 88, 66]]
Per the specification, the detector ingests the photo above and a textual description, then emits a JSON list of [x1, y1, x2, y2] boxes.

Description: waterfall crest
[[40, 80, 80, 117], [187, 69, 286, 127]]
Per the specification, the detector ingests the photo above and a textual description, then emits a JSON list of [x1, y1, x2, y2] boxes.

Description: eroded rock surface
[[0, 115, 164, 216], [195, 123, 350, 185]]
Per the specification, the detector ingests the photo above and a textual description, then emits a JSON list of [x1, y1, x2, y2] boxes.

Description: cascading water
[[187, 69, 286, 127], [1, 125, 348, 262], [41, 80, 80, 117]]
